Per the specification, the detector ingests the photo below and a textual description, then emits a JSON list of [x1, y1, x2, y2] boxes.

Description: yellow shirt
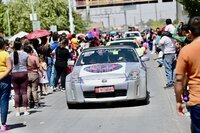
[[0, 50, 10, 75]]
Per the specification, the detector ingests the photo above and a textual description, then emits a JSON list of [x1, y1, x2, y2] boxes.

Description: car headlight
[[71, 72, 82, 83], [128, 69, 140, 80]]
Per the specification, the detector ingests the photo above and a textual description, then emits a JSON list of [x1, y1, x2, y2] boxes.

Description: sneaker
[[24, 111, 30, 116], [0, 125, 10, 131], [34, 106, 38, 109], [164, 84, 174, 89], [15, 112, 20, 117], [44, 92, 48, 96], [61, 88, 65, 92], [185, 112, 190, 117], [53, 87, 57, 92], [34, 104, 40, 109]]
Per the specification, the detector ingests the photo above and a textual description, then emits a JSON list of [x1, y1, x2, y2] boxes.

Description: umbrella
[[26, 30, 50, 40], [76, 33, 85, 38], [9, 31, 28, 42], [58, 30, 70, 35], [88, 28, 99, 39], [87, 34, 94, 39], [110, 31, 117, 35]]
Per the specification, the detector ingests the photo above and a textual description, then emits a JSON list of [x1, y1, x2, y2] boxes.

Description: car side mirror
[[141, 56, 150, 62], [68, 60, 75, 66]]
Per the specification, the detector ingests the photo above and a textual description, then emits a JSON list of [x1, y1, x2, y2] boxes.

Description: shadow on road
[[9, 123, 26, 130], [68, 91, 150, 110]]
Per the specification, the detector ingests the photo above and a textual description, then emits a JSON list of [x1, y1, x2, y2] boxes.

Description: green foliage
[[0, 3, 6, 32], [3, 0, 32, 35], [1, 0, 87, 36], [177, 0, 200, 17], [145, 19, 165, 29]]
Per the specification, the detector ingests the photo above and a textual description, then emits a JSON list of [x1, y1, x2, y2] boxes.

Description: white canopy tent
[[9, 31, 28, 42]]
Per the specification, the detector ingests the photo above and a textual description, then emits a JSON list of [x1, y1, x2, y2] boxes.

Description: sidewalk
[[151, 53, 191, 133]]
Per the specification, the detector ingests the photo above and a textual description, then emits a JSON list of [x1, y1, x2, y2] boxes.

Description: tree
[[177, 0, 200, 17], [1, 0, 87, 36], [3, 0, 32, 35], [145, 19, 165, 29], [0, 3, 6, 32]]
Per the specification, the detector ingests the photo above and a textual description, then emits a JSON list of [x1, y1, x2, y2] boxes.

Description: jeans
[[156, 58, 163, 65], [47, 57, 52, 86], [148, 42, 153, 51], [0, 76, 11, 125], [190, 105, 200, 133], [50, 65, 56, 87], [163, 53, 176, 85]]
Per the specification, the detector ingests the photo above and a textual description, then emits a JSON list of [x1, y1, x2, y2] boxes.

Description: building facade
[[76, 0, 158, 9]]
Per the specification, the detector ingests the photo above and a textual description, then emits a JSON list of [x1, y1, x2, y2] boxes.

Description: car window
[[114, 38, 136, 41], [109, 42, 138, 49], [76, 48, 139, 66], [125, 33, 140, 37]]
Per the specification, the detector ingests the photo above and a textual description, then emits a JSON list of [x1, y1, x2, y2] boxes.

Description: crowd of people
[[0, 29, 123, 131], [0, 16, 200, 132], [138, 17, 200, 132]]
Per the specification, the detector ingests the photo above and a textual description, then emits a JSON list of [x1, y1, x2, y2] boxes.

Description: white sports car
[[65, 45, 149, 108]]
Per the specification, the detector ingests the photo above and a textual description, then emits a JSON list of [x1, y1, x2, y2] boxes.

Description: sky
[[78, 0, 178, 28]]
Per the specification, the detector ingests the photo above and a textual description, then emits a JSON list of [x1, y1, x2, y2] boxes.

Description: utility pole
[[124, 10, 128, 31], [30, 0, 36, 31], [139, 4, 143, 29], [134, 16, 136, 26], [108, 14, 110, 31], [176, 0, 179, 22], [68, 0, 75, 34], [155, 3, 158, 21], [86, 0, 90, 20], [6, 9, 11, 36]]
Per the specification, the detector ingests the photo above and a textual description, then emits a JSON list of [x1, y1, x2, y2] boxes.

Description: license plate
[[95, 86, 115, 93]]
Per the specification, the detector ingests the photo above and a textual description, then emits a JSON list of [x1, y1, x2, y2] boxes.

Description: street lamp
[[68, 0, 75, 34]]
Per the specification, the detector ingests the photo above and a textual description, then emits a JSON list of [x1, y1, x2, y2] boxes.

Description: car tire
[[67, 103, 76, 109], [140, 91, 149, 105]]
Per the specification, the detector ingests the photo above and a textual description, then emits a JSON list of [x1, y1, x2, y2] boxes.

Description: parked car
[[65, 46, 149, 109], [106, 40, 145, 57], [124, 31, 143, 41], [114, 37, 136, 41]]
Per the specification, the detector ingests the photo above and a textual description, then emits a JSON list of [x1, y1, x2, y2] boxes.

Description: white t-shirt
[[159, 36, 176, 54], [165, 24, 175, 34]]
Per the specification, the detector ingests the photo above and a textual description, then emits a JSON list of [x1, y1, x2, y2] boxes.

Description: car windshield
[[76, 48, 139, 66], [109, 41, 138, 49], [125, 33, 140, 37], [114, 38, 136, 41]]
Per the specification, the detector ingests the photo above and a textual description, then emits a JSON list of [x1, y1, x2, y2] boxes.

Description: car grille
[[83, 90, 127, 98]]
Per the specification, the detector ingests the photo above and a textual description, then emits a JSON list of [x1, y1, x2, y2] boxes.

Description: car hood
[[72, 62, 143, 80]]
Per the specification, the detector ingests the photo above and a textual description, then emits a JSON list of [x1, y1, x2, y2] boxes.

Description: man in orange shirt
[[175, 16, 200, 132]]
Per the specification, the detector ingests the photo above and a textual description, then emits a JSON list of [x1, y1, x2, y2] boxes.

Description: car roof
[[114, 38, 136, 41], [108, 40, 137, 43], [83, 45, 135, 52], [124, 31, 140, 33]]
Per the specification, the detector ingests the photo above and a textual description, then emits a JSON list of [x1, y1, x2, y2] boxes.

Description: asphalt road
[[5, 57, 190, 133]]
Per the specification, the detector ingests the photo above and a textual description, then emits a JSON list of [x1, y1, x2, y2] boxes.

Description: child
[[39, 55, 48, 96], [154, 47, 163, 67]]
